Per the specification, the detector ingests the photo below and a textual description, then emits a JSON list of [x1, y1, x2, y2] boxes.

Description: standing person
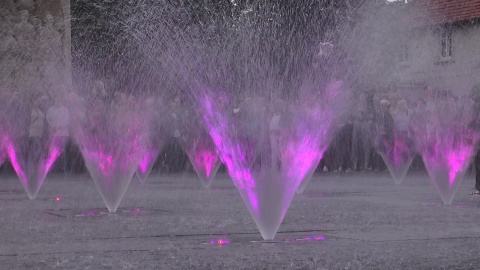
[[46, 96, 70, 173], [373, 99, 394, 171], [333, 116, 353, 173], [269, 99, 287, 170], [28, 95, 48, 165], [392, 99, 411, 139], [161, 95, 187, 173], [351, 92, 373, 171], [469, 84, 480, 195], [269, 99, 287, 171], [237, 96, 257, 168], [410, 98, 428, 171]]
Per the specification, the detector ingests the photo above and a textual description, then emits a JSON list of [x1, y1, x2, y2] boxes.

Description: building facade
[[393, 0, 480, 99]]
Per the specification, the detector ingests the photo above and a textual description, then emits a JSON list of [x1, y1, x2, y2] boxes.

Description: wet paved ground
[[1, 171, 480, 269]]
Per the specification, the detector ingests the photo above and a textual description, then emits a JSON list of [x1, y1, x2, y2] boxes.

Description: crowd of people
[[0, 7, 66, 95], [321, 86, 477, 174], [2, 7, 480, 198]]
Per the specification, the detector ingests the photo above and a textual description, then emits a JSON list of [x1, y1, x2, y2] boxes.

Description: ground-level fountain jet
[[83, 151, 138, 212], [296, 156, 322, 195], [77, 130, 142, 212], [181, 133, 221, 188], [295, 81, 346, 195], [200, 93, 327, 240], [377, 134, 415, 185], [4, 136, 63, 199], [73, 96, 145, 212], [135, 98, 166, 184], [412, 97, 477, 205], [421, 141, 474, 205], [136, 149, 160, 184]]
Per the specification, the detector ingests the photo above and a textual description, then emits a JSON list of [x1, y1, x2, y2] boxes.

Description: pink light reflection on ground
[[303, 235, 326, 241], [210, 239, 231, 246]]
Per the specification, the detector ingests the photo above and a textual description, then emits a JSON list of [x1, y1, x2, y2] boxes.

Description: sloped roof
[[410, 0, 480, 24]]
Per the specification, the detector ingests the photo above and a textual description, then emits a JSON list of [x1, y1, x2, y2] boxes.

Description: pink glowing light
[[296, 235, 326, 242], [55, 197, 62, 201], [446, 146, 471, 187], [5, 138, 27, 186], [42, 143, 62, 175], [182, 134, 222, 188], [284, 135, 324, 181], [210, 239, 231, 246], [194, 150, 217, 178], [201, 94, 259, 212], [138, 150, 158, 174]]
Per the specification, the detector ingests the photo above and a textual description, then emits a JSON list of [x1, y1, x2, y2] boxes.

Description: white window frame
[[441, 24, 453, 60]]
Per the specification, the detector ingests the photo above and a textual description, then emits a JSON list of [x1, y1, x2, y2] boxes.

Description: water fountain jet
[[4, 135, 64, 199], [181, 132, 221, 188], [73, 93, 145, 212], [413, 100, 477, 205]]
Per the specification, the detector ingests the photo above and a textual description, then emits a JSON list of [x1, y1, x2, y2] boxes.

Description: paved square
[[1, 172, 479, 269]]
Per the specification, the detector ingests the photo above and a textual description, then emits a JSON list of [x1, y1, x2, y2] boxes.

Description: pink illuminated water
[[80, 146, 140, 212], [377, 133, 415, 185], [74, 103, 145, 212], [181, 134, 222, 188], [421, 140, 474, 205], [296, 155, 322, 195], [199, 87, 342, 240], [414, 105, 477, 205], [4, 136, 64, 199], [136, 149, 160, 183]]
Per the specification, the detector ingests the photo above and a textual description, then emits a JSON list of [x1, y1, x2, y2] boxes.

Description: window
[[441, 24, 453, 59]]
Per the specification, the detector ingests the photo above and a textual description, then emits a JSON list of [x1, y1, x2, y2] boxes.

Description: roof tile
[[410, 0, 480, 24]]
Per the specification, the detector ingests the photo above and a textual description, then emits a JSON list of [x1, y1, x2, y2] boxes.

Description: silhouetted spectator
[[46, 96, 70, 173]]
